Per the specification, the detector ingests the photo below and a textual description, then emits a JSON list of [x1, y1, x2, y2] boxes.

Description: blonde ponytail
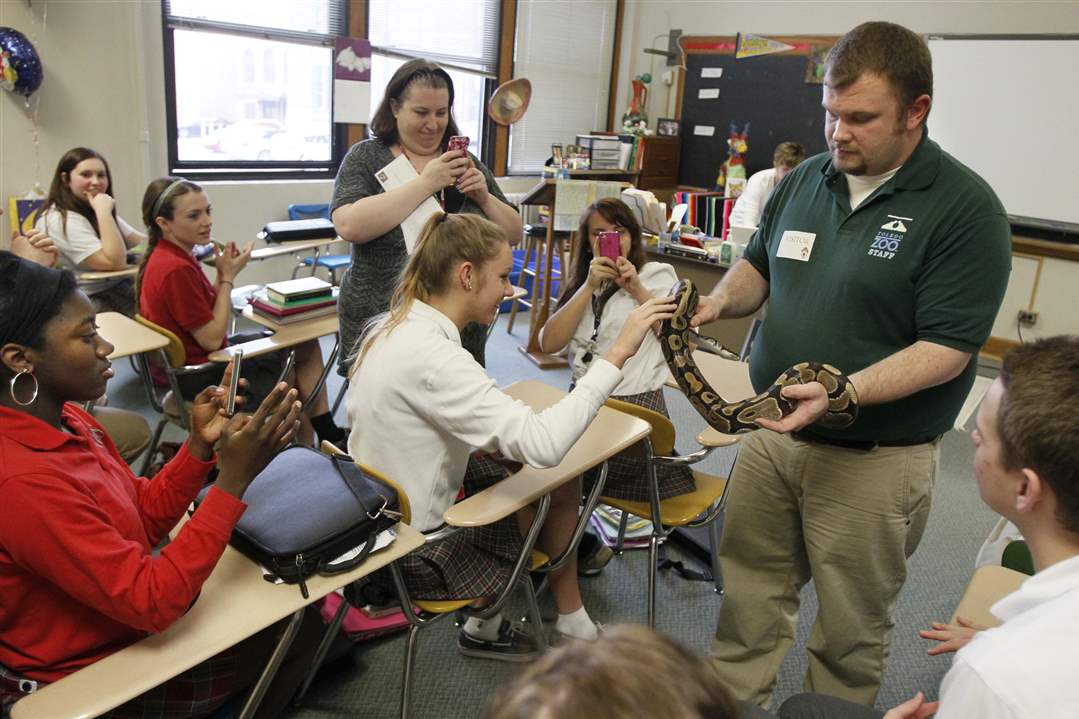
[[348, 212, 506, 377]]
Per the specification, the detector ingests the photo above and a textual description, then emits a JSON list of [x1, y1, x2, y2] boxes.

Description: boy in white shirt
[[778, 335, 1079, 718], [727, 141, 805, 230]]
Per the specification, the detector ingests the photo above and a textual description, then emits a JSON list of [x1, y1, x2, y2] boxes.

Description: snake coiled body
[[659, 279, 859, 435]]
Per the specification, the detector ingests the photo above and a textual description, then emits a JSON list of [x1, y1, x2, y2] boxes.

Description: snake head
[[661, 279, 697, 336]]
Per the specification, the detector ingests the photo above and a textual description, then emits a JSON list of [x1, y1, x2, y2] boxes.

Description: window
[[509, 0, 618, 174], [163, 0, 347, 179], [367, 0, 500, 162]]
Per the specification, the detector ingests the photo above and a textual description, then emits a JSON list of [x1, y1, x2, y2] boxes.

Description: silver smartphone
[[225, 348, 243, 416]]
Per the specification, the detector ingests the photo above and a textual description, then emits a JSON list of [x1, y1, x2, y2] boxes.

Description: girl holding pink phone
[[539, 198, 695, 505]]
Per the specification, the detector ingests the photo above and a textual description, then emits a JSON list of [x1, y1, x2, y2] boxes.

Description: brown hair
[[368, 59, 460, 148], [825, 21, 933, 124], [998, 335, 1079, 533], [485, 625, 740, 719], [41, 147, 117, 237], [773, 141, 806, 168], [556, 197, 648, 311], [348, 212, 506, 376], [134, 176, 204, 306]]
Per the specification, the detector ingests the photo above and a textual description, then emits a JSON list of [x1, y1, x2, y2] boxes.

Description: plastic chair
[[302, 443, 550, 719], [599, 398, 741, 627], [288, 203, 349, 283]]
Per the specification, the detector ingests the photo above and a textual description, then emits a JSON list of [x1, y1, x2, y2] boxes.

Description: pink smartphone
[[447, 135, 469, 153], [597, 231, 621, 262]]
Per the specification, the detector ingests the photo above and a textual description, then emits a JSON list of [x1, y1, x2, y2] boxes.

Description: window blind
[[164, 0, 346, 45], [509, 0, 617, 173], [368, 0, 501, 76]]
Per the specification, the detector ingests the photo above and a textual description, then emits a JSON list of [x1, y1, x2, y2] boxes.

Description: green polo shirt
[[743, 130, 1011, 442]]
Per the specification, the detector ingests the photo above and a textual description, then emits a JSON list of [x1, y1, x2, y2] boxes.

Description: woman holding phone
[[330, 59, 522, 375], [539, 198, 695, 504]]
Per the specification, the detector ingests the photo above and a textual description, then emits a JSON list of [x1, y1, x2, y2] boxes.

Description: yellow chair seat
[[602, 471, 727, 527], [415, 598, 472, 614], [413, 549, 550, 615]]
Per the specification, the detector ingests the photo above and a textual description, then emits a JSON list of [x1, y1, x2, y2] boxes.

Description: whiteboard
[[928, 37, 1079, 227]]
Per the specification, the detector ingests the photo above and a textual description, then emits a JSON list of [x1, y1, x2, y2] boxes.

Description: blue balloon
[[0, 27, 43, 98]]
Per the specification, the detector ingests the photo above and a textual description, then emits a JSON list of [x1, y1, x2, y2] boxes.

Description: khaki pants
[[94, 407, 152, 465], [711, 430, 939, 707]]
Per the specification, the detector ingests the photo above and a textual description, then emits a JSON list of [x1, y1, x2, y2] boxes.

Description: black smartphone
[[226, 348, 243, 417]]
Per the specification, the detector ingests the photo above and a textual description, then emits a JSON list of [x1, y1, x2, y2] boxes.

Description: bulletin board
[[676, 35, 838, 189]]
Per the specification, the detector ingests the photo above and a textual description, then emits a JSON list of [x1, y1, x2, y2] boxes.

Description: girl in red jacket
[[0, 251, 313, 718]]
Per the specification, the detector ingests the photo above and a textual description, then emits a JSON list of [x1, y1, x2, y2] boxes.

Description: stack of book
[[250, 277, 338, 325], [589, 504, 654, 549]]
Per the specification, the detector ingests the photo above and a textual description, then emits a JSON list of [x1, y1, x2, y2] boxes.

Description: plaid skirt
[[583, 389, 696, 502], [361, 453, 524, 601]]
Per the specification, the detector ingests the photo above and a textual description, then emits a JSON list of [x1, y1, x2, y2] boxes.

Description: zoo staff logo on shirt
[[867, 215, 912, 260]]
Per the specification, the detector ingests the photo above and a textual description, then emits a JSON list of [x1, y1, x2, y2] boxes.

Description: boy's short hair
[[998, 336, 1079, 532]]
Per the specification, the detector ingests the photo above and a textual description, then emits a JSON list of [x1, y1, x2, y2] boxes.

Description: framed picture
[[656, 118, 680, 137]]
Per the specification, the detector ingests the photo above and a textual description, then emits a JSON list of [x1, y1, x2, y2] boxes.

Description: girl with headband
[[136, 176, 345, 447]]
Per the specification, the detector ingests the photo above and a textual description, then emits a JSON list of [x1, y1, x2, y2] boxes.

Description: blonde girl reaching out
[[345, 212, 675, 658]]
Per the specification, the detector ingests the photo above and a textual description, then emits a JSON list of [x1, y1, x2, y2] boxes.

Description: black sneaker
[[457, 619, 539, 663], [577, 532, 615, 577]]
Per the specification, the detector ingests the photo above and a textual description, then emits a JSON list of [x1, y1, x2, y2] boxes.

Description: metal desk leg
[[238, 608, 305, 719], [300, 334, 339, 415]]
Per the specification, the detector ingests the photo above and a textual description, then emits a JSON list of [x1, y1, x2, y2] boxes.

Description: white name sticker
[[777, 231, 816, 262]]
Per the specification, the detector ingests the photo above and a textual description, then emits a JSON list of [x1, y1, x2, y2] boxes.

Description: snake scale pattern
[[659, 279, 859, 435]]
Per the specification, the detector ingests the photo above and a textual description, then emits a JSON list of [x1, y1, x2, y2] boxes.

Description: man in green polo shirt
[[691, 22, 1011, 707]]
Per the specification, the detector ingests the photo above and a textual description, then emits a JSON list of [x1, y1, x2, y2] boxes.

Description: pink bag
[[319, 591, 411, 641]]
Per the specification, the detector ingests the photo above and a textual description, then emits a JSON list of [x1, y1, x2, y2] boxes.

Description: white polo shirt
[[36, 208, 139, 294], [568, 261, 677, 397], [936, 553, 1079, 718], [346, 300, 622, 531]]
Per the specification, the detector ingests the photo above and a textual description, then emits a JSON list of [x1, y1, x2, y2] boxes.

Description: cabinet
[[635, 136, 681, 193]]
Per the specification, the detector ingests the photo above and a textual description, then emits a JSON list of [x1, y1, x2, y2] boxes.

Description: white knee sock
[[556, 606, 598, 640], [463, 613, 503, 641]]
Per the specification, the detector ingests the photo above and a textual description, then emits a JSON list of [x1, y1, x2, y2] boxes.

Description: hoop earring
[[9, 369, 39, 407]]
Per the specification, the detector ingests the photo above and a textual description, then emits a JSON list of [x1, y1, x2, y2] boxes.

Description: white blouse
[[345, 300, 622, 531], [568, 261, 678, 397]]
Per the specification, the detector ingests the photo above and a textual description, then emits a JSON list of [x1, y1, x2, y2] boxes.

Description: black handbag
[[228, 445, 401, 598], [258, 218, 337, 243]]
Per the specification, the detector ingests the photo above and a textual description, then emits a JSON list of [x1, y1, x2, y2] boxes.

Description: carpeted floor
[[105, 309, 1001, 718]]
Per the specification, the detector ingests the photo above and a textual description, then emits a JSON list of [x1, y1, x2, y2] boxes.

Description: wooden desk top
[[443, 380, 650, 527], [950, 564, 1028, 628], [78, 265, 138, 281], [250, 237, 343, 261], [519, 178, 635, 207], [12, 523, 422, 719], [665, 351, 755, 447], [96, 312, 169, 360], [208, 307, 339, 361]]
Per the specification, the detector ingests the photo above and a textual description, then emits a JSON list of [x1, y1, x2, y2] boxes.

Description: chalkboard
[[677, 35, 836, 189]]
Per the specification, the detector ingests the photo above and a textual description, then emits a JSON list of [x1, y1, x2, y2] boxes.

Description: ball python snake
[[659, 279, 859, 434]]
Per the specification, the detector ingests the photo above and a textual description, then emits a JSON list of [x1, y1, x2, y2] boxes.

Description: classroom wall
[[614, 0, 1079, 346]]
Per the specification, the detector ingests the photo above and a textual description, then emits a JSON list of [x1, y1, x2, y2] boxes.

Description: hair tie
[[150, 179, 186, 221]]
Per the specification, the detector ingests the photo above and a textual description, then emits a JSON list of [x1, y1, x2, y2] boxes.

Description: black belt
[[791, 430, 939, 452]]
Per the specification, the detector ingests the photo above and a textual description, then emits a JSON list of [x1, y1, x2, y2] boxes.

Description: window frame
[[161, 2, 349, 181]]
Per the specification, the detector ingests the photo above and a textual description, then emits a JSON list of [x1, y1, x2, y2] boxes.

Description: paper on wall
[[693, 125, 716, 137], [554, 180, 624, 232], [698, 88, 720, 100], [701, 67, 723, 78], [375, 154, 443, 253]]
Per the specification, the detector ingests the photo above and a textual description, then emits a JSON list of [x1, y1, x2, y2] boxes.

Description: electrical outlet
[[1017, 310, 1039, 326]]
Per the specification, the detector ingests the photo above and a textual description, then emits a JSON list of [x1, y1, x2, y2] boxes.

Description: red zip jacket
[[0, 404, 244, 682]]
